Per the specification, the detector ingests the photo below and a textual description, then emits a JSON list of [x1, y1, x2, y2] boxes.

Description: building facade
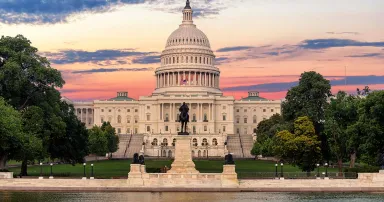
[[64, 1, 281, 158]]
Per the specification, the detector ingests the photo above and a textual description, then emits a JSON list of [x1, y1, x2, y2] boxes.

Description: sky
[[1, 0, 383, 101]]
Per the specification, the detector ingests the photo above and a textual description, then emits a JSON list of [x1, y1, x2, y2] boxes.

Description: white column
[[188, 71, 191, 85], [80, 108, 83, 122], [161, 103, 163, 120], [195, 72, 197, 85], [212, 104, 215, 121], [205, 72, 208, 87]]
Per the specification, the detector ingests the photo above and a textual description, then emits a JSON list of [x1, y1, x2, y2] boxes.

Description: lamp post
[[49, 163, 53, 179], [316, 164, 320, 179], [280, 163, 284, 179], [275, 164, 278, 179], [90, 164, 94, 180], [82, 163, 86, 180], [325, 163, 329, 179], [39, 162, 43, 179]]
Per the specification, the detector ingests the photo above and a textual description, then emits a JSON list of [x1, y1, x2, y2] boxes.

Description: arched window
[[168, 150, 172, 158], [202, 138, 208, 146], [193, 138, 198, 146], [153, 138, 158, 146], [212, 138, 218, 146], [198, 150, 201, 157], [163, 138, 168, 146], [117, 115, 121, 123]]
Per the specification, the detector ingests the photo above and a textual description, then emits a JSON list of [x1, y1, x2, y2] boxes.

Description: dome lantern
[[182, 0, 193, 25]]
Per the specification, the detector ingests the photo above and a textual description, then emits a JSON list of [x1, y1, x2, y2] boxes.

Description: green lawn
[[8, 159, 338, 179]]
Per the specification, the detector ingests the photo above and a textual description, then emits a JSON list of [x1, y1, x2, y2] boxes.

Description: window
[[165, 126, 169, 131], [127, 128, 131, 134], [165, 113, 169, 121], [236, 128, 240, 134], [193, 138, 198, 146], [271, 109, 274, 112], [192, 114, 196, 121], [223, 126, 226, 132], [244, 118, 248, 123], [147, 106, 150, 110], [253, 116, 257, 124], [193, 126, 196, 133], [135, 109, 138, 112], [117, 128, 121, 134], [118, 109, 121, 112], [202, 138, 208, 146], [153, 138, 158, 146], [147, 126, 150, 132], [244, 109, 247, 112], [117, 115, 121, 123], [101, 117, 104, 123], [204, 113, 207, 121], [244, 128, 248, 134], [147, 114, 150, 121], [163, 138, 168, 146], [204, 126, 207, 131], [223, 115, 226, 121], [135, 118, 138, 123], [134, 128, 138, 134], [236, 109, 239, 112], [108, 117, 112, 122], [253, 128, 257, 133], [109, 109, 111, 112], [101, 109, 104, 112], [263, 109, 266, 112], [127, 109, 130, 112], [222, 106, 226, 110], [212, 138, 218, 146], [127, 116, 131, 123], [236, 118, 240, 124], [253, 109, 256, 112]]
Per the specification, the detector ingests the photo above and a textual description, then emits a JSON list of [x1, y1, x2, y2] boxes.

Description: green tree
[[88, 126, 108, 158], [273, 116, 322, 172], [0, 97, 24, 169], [281, 71, 332, 160], [255, 114, 291, 144], [251, 138, 274, 157], [350, 91, 384, 165], [324, 91, 360, 172], [101, 122, 119, 158]]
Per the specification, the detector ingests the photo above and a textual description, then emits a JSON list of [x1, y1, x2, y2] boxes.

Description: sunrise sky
[[1, 0, 383, 101]]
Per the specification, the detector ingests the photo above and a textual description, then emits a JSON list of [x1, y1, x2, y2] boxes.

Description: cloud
[[298, 39, 384, 50], [43, 49, 155, 64], [0, 0, 234, 25], [132, 55, 160, 64], [222, 75, 384, 93], [71, 67, 153, 74], [344, 53, 382, 58], [326, 32, 359, 35], [216, 46, 255, 52]]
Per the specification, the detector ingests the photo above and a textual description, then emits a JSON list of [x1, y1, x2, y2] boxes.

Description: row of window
[[236, 128, 257, 134], [167, 37, 209, 46], [162, 55, 213, 65], [235, 116, 259, 124], [101, 108, 139, 113], [151, 138, 218, 146], [100, 116, 139, 124], [236, 108, 274, 113]]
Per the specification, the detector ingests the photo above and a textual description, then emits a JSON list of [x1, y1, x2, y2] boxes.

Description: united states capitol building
[[63, 1, 281, 158]]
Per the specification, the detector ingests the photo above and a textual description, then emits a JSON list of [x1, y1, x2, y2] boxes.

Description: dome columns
[[156, 71, 220, 89]]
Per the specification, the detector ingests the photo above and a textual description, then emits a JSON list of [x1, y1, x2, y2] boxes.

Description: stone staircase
[[112, 134, 131, 158], [239, 134, 254, 158], [226, 134, 244, 158], [124, 134, 144, 158]]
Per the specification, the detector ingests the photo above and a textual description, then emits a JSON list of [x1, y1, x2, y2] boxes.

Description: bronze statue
[[139, 155, 145, 165], [179, 102, 189, 134], [132, 153, 140, 164], [225, 154, 235, 165]]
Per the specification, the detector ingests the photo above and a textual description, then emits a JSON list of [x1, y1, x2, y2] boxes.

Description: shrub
[[344, 166, 380, 173]]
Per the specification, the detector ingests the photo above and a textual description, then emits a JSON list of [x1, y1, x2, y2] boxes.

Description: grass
[[8, 159, 339, 179]]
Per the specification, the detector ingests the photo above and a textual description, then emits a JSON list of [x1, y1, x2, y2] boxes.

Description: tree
[[88, 126, 108, 158], [324, 91, 359, 172], [281, 71, 332, 160], [0, 97, 24, 169], [251, 138, 274, 157], [101, 122, 119, 158], [273, 116, 322, 172], [255, 114, 291, 144], [350, 91, 384, 165]]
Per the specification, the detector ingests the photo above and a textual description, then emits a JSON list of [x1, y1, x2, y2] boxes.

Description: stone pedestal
[[82, 177, 87, 180], [379, 170, 384, 174], [168, 136, 199, 174], [38, 177, 43, 180], [49, 176, 54, 179], [221, 165, 239, 187], [127, 164, 144, 186]]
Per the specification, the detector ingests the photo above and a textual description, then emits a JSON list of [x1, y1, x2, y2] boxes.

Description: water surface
[[1, 192, 384, 202]]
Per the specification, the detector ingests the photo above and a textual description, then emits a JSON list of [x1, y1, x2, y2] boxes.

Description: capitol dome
[[153, 0, 222, 96]]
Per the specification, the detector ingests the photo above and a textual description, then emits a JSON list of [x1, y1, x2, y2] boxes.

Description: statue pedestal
[[178, 132, 189, 136], [168, 136, 199, 174]]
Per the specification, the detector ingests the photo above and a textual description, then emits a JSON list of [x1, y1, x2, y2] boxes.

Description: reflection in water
[[1, 192, 384, 202]]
